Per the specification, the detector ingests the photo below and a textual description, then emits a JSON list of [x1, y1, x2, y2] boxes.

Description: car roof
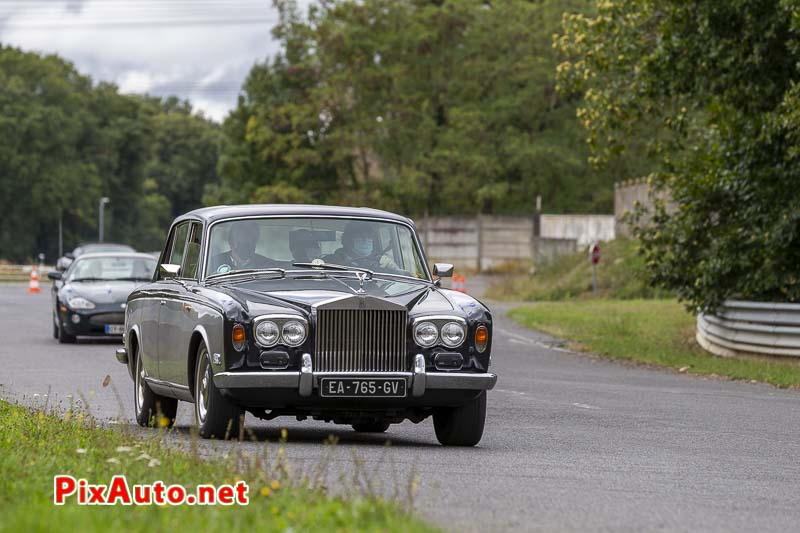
[[72, 252, 155, 260], [176, 204, 416, 226]]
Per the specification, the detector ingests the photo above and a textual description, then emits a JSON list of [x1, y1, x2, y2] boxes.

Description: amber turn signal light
[[232, 323, 246, 351], [475, 325, 488, 353]]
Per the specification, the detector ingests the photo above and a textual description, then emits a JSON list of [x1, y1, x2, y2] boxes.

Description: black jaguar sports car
[[49, 252, 156, 343], [115, 205, 496, 446]]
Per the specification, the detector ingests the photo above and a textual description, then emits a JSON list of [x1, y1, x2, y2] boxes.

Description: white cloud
[[0, 0, 312, 121]]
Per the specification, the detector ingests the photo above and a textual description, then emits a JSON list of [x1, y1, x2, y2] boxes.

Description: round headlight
[[281, 320, 307, 347], [255, 320, 280, 347], [441, 322, 466, 347], [414, 321, 438, 348]]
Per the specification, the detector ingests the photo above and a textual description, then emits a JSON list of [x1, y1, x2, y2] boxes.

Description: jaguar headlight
[[441, 321, 466, 348], [254, 320, 280, 347], [413, 321, 438, 348], [281, 320, 307, 347], [67, 296, 95, 310]]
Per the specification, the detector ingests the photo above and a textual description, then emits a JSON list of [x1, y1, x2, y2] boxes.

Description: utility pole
[[58, 209, 63, 258], [98, 197, 110, 243]]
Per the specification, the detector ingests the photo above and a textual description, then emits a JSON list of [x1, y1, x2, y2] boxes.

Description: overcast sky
[[0, 0, 309, 121]]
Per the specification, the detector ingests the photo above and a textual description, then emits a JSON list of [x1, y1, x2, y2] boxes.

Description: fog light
[[434, 352, 463, 371], [259, 350, 290, 370], [71, 314, 80, 324]]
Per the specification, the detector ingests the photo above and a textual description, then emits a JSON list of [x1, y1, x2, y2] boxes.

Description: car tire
[[57, 319, 77, 344], [433, 391, 487, 447], [352, 421, 391, 433], [194, 344, 244, 440], [134, 346, 178, 428]]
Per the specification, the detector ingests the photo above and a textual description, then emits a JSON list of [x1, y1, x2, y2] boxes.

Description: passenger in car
[[323, 221, 399, 270], [289, 229, 322, 264]]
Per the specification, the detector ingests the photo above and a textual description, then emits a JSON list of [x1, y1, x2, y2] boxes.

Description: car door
[[146, 221, 188, 384], [157, 221, 202, 388]]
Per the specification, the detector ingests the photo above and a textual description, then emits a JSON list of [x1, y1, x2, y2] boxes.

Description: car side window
[[181, 222, 203, 280], [168, 222, 190, 266]]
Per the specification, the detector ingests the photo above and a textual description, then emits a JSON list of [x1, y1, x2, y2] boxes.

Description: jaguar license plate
[[320, 378, 407, 398], [105, 324, 124, 335]]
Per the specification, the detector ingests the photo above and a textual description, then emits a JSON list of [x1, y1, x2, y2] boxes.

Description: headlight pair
[[413, 319, 466, 348], [254, 316, 307, 348]]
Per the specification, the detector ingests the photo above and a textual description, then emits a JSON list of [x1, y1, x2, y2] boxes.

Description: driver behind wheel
[[323, 221, 399, 270], [209, 222, 272, 273]]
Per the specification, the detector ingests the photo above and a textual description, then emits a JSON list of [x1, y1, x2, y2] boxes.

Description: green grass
[[0, 400, 437, 532], [509, 300, 800, 388], [489, 238, 672, 301]]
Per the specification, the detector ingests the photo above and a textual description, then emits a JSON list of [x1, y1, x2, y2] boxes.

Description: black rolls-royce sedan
[[115, 205, 496, 446]]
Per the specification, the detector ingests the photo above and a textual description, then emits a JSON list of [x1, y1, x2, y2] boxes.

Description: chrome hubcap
[[197, 353, 209, 423], [136, 357, 144, 412]]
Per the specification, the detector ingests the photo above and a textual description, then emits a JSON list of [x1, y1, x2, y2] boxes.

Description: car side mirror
[[47, 271, 62, 281], [159, 263, 181, 279], [432, 263, 454, 278]]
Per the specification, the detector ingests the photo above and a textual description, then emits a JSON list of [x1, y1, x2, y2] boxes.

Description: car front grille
[[89, 312, 125, 325], [315, 308, 408, 372]]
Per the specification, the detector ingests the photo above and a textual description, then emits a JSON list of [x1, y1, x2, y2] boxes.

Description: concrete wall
[[614, 179, 674, 236], [540, 215, 615, 247], [417, 214, 614, 272]]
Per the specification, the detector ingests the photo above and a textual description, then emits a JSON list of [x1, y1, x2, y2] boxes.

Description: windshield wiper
[[291, 262, 374, 280], [206, 268, 286, 282], [71, 277, 104, 282]]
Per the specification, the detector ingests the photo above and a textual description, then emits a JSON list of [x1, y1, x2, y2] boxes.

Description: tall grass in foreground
[[0, 395, 436, 532]]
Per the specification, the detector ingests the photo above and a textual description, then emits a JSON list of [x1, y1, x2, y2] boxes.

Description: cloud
[[0, 0, 309, 121]]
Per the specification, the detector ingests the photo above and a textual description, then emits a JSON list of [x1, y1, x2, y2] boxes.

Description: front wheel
[[57, 319, 77, 344], [134, 348, 177, 427], [433, 391, 487, 447], [194, 345, 244, 439]]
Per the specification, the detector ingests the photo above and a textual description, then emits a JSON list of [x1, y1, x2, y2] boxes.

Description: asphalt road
[[2, 283, 800, 532]]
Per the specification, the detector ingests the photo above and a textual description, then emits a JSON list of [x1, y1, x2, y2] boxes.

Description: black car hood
[[211, 276, 458, 316], [62, 280, 145, 305]]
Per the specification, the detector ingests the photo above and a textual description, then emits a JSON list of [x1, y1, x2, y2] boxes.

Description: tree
[[0, 45, 221, 261], [556, 0, 800, 311], [217, 0, 631, 216]]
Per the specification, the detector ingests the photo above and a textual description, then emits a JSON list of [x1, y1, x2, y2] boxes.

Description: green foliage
[[216, 0, 639, 216], [489, 238, 672, 301], [556, 1, 800, 311], [509, 300, 800, 388], [0, 45, 221, 261], [0, 400, 435, 532]]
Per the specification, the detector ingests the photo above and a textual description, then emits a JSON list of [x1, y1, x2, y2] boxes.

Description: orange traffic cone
[[459, 274, 467, 294], [451, 274, 461, 292], [28, 267, 41, 294]]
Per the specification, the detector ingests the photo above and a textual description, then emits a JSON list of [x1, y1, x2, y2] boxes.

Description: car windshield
[[68, 256, 156, 281], [205, 217, 428, 280]]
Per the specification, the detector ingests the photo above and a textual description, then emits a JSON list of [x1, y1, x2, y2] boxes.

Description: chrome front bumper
[[213, 353, 497, 397]]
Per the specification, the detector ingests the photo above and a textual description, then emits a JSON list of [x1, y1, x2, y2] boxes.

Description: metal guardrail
[[696, 300, 800, 358]]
